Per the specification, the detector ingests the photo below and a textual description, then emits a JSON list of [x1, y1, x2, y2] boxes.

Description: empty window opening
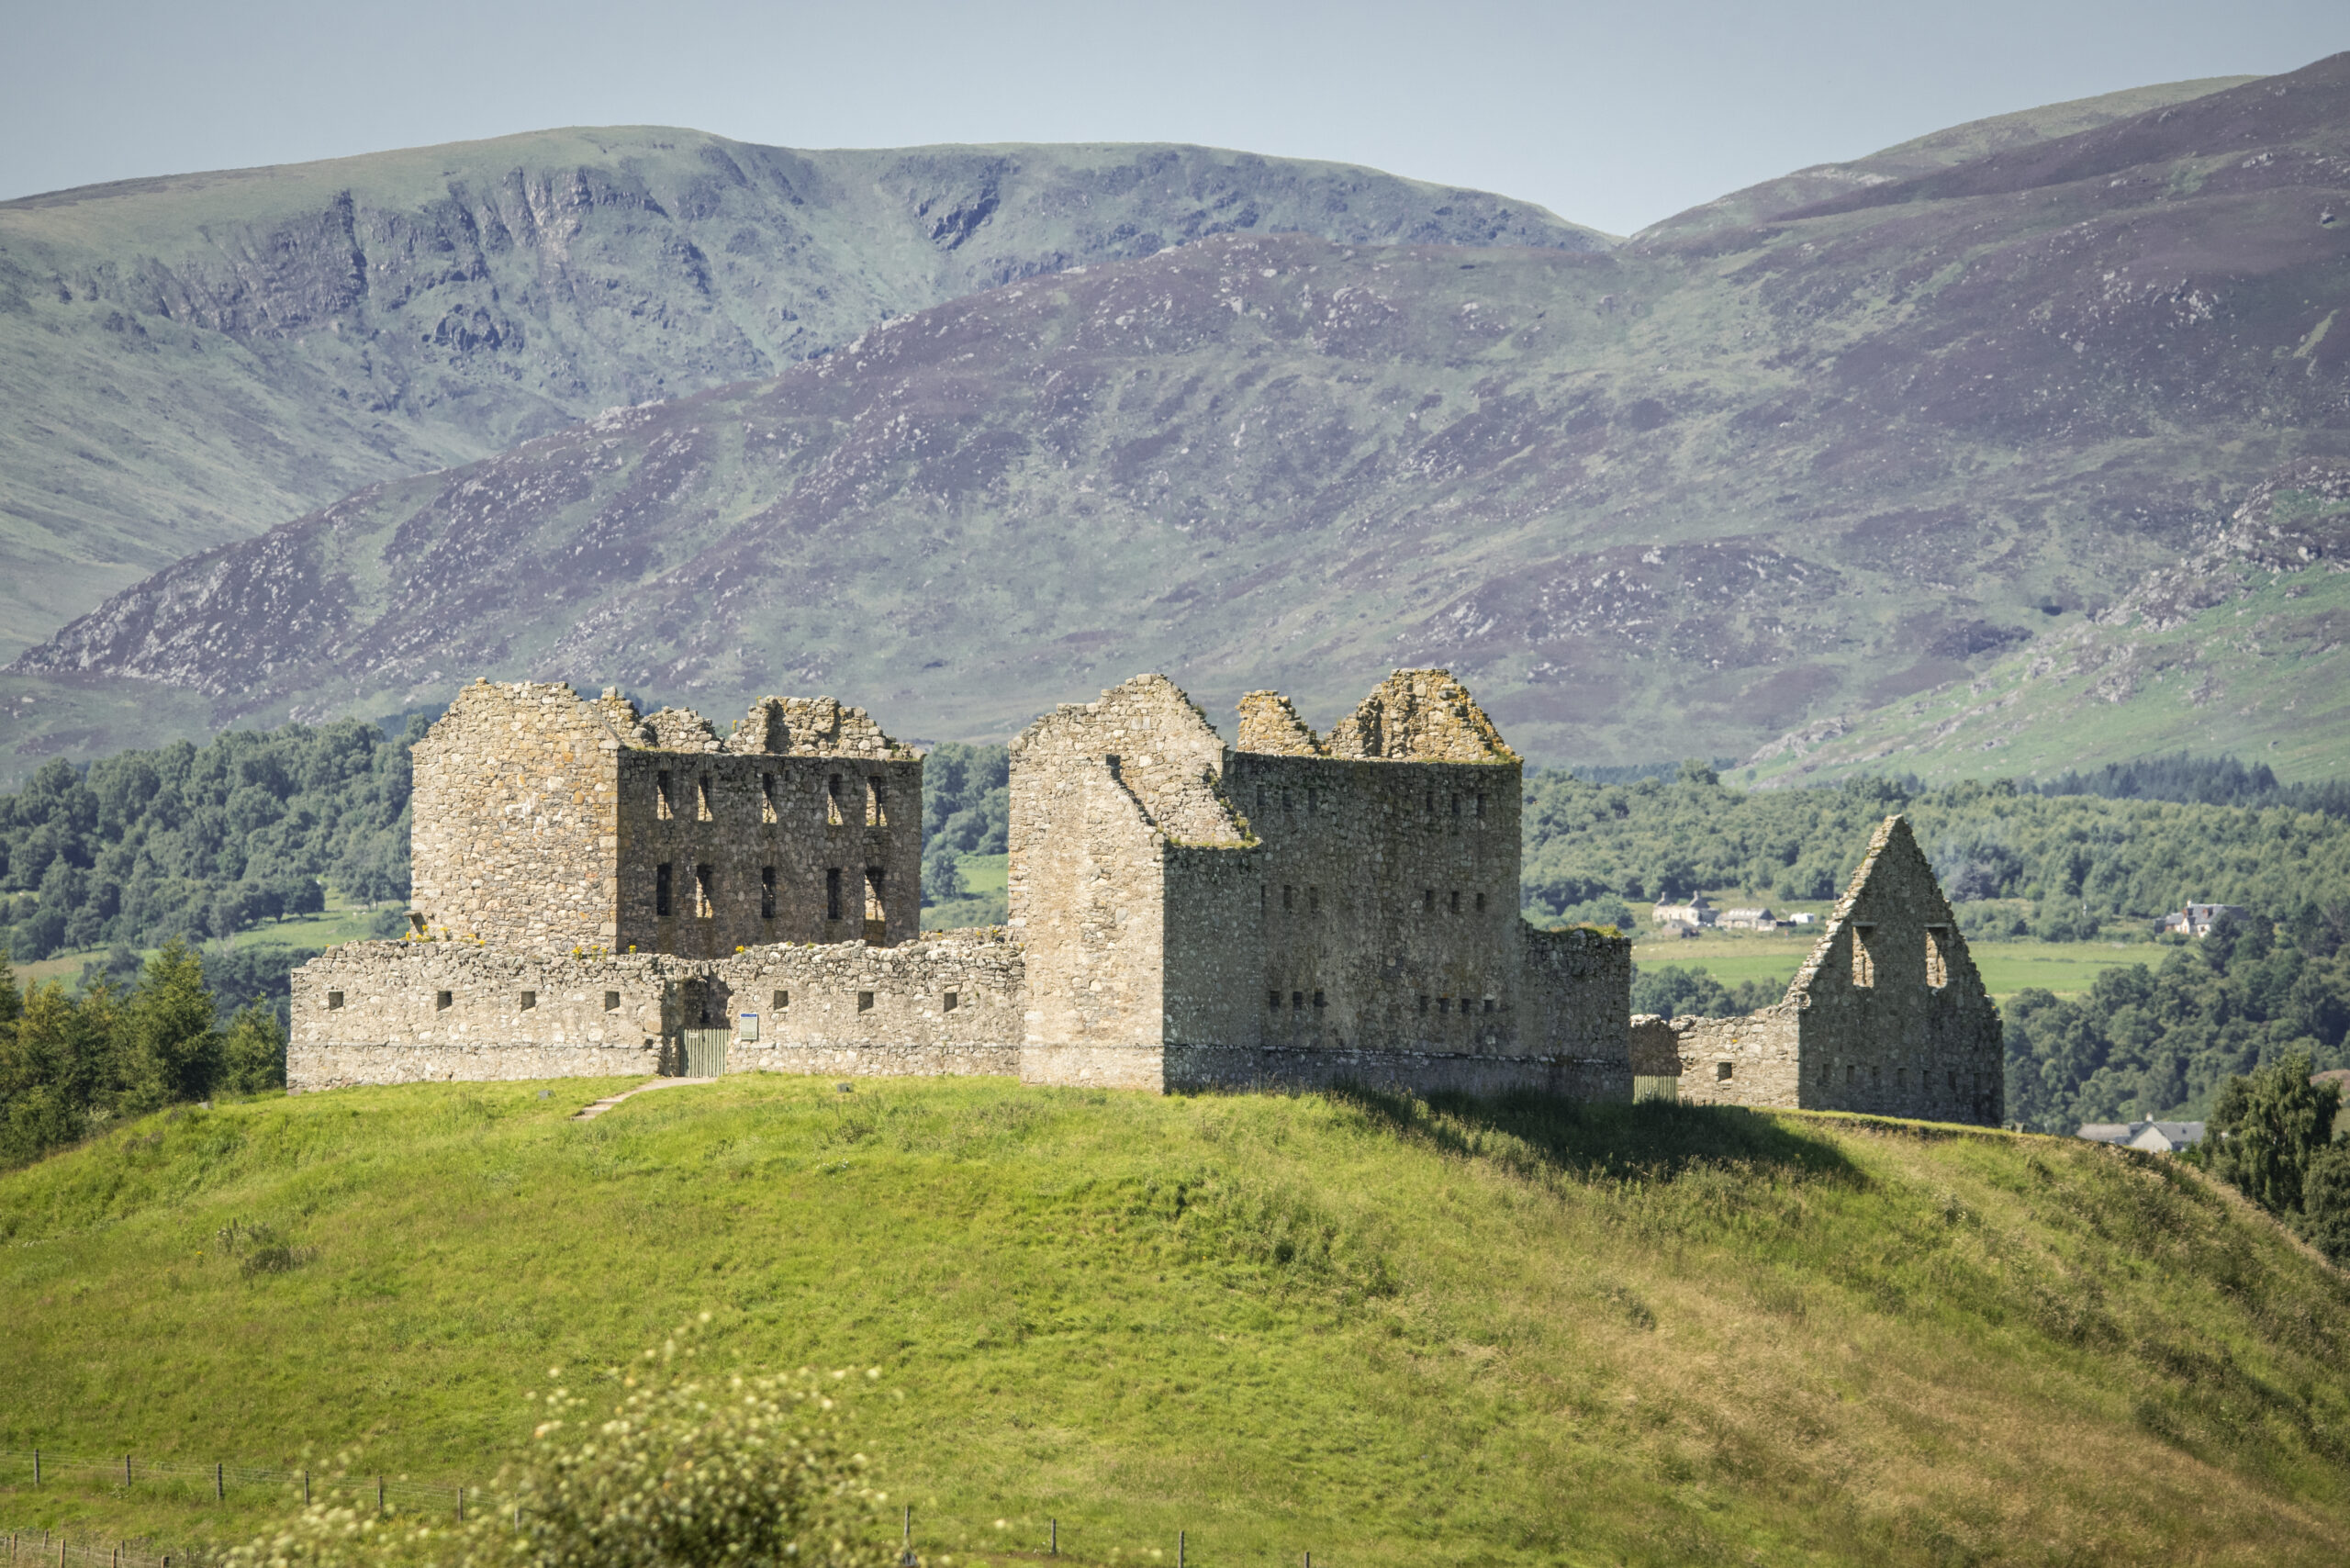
[[1925, 925, 1951, 989], [856, 991, 875, 1012], [867, 777, 886, 826], [826, 774, 845, 825], [1292, 991, 1304, 1012], [1424, 789, 1435, 816], [1483, 998, 1495, 1014], [826, 868, 844, 922], [943, 991, 959, 1013], [1449, 792, 1460, 818], [655, 770, 675, 820], [761, 867, 778, 920], [1851, 924, 1877, 988], [1449, 890, 1462, 914], [435, 990, 453, 1012], [1897, 1067, 1908, 1089], [656, 862, 675, 918], [1422, 888, 1436, 913], [1308, 887, 1320, 914], [519, 991, 537, 1011], [694, 864, 715, 919], [1417, 993, 1430, 1014], [696, 775, 714, 822], [1474, 891, 1487, 913], [1474, 793, 1486, 820], [773, 989, 789, 1010], [408, 913, 427, 936], [326, 991, 344, 1011], [1845, 1063, 1856, 1086], [604, 991, 621, 1012], [1313, 990, 1326, 1009], [1717, 1061, 1734, 1081], [1438, 997, 1452, 1014], [865, 867, 886, 922], [1268, 990, 1282, 1011], [1947, 1070, 1958, 1092], [1283, 884, 1295, 912], [761, 773, 779, 823], [1306, 787, 1318, 813], [1871, 1064, 1882, 1085]]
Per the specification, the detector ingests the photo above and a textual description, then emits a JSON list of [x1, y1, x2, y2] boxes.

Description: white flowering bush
[[232, 1339, 901, 1568]]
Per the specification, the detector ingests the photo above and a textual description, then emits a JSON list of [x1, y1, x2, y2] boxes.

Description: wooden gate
[[679, 1028, 730, 1079]]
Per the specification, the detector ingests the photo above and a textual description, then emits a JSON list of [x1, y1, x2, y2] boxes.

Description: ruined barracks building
[[291, 669, 2000, 1122]]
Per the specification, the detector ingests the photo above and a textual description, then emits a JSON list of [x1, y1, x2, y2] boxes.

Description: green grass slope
[[5, 1077, 2348, 1565], [0, 129, 1600, 659]]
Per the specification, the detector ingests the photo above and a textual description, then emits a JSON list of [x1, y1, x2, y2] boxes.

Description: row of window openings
[[1252, 787, 1487, 822], [655, 770, 887, 827], [1264, 991, 1496, 1014], [1265, 886, 1487, 915], [364, 987, 960, 1015], [654, 864, 885, 923], [1848, 925, 1953, 989]]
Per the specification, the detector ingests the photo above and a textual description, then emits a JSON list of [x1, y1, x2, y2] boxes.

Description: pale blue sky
[[2, 0, 2342, 235]]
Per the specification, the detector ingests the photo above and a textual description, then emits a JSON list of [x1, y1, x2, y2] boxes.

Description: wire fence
[[0, 1450, 474, 1519], [1, 1450, 1319, 1564]]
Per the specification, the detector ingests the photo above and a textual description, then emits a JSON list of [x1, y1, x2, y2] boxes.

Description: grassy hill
[[0, 129, 1600, 662], [4, 1076, 2349, 1565]]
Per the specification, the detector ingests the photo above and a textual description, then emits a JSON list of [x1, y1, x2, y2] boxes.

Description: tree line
[[0, 942, 284, 1168]]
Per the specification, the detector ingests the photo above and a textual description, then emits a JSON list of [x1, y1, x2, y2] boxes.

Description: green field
[[1633, 935, 2158, 1002], [12, 892, 395, 991], [5, 1077, 2348, 1565]]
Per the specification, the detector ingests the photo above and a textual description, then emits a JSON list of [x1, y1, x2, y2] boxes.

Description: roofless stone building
[[292, 669, 1998, 1122]]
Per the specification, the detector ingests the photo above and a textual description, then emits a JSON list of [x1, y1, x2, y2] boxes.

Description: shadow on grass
[[1328, 1083, 1865, 1187]]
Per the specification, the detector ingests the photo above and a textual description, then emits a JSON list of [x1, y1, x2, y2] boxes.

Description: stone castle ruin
[[291, 670, 1999, 1122], [1628, 816, 2004, 1122]]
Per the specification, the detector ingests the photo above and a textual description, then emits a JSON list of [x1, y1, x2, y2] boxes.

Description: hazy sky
[[3, 0, 2342, 235]]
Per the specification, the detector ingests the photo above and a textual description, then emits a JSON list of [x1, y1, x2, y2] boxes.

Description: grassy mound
[[3, 1077, 2347, 1565]]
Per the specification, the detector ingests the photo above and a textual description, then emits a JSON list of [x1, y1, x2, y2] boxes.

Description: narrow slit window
[[1450, 890, 1462, 914], [696, 775, 714, 822], [1306, 787, 1318, 813], [1846, 1063, 1856, 1086], [1307, 887, 1320, 914], [826, 774, 844, 825], [761, 866, 777, 920], [943, 991, 959, 1013], [655, 770, 675, 820], [1283, 884, 1295, 912], [1292, 991, 1304, 1012], [1475, 891, 1487, 913], [1474, 793, 1486, 820], [1483, 998, 1495, 1014], [825, 868, 844, 922], [761, 772, 778, 823], [867, 777, 886, 826], [1417, 993, 1430, 1014], [1268, 989, 1282, 1011], [694, 864, 714, 919], [1851, 924, 1877, 988], [864, 867, 887, 941], [1449, 792, 1460, 818], [1925, 925, 1951, 989], [1313, 990, 1326, 1009], [656, 862, 674, 918], [1423, 888, 1436, 913]]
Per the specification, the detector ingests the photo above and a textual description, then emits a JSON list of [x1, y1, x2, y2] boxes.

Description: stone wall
[[290, 933, 1022, 1090], [1647, 815, 2005, 1124], [1519, 924, 1634, 1099], [408, 679, 630, 948]]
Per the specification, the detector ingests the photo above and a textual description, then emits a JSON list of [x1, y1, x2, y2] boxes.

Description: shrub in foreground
[[231, 1342, 900, 1568]]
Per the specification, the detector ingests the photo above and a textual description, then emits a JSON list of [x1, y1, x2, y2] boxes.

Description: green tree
[[2298, 1142, 2350, 1264], [2206, 1049, 2341, 1216], [120, 940, 219, 1112], [219, 999, 287, 1094]]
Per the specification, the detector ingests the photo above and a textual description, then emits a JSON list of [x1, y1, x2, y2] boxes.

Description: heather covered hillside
[[8, 61, 2350, 774]]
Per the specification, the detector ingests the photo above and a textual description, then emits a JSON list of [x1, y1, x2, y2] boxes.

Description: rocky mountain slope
[[0, 129, 1601, 655], [9, 57, 2350, 774]]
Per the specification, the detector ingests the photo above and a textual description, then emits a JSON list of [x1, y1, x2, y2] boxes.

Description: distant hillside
[[11, 57, 2350, 774], [4, 1077, 2348, 1565], [1747, 465, 2350, 786], [0, 129, 1602, 655], [1639, 75, 2255, 239]]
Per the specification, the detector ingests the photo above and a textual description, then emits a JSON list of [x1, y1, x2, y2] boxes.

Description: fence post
[[32, 1450, 39, 1485], [216, 1464, 224, 1502], [1050, 1518, 1057, 1556], [125, 1456, 131, 1487], [456, 1486, 464, 1523], [304, 1471, 311, 1506], [1178, 1529, 1185, 1568], [377, 1477, 385, 1515]]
